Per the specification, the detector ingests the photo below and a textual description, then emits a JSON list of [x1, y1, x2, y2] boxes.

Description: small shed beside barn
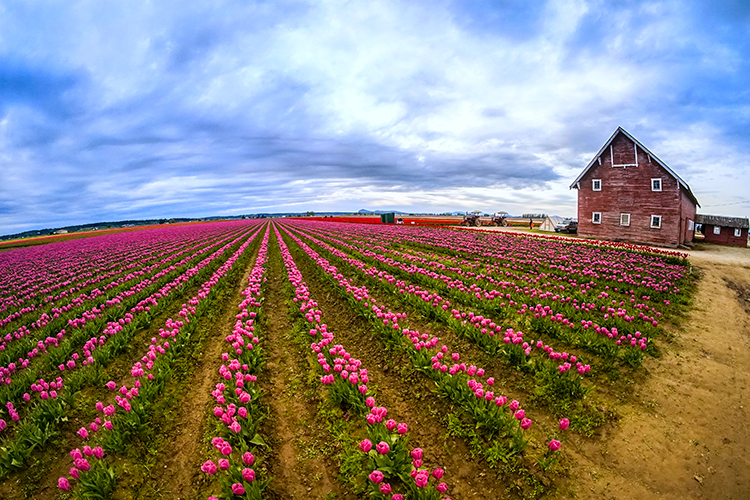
[[695, 215, 749, 247], [539, 216, 564, 232]]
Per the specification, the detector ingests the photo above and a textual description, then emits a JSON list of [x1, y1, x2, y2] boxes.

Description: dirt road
[[459, 226, 750, 499], [564, 243, 750, 500]]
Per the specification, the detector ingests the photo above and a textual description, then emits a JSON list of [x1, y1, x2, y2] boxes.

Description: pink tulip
[[397, 422, 408, 434], [380, 483, 392, 494], [232, 483, 245, 495], [360, 439, 372, 453], [369, 470, 384, 484], [437, 482, 448, 493], [559, 418, 570, 430], [411, 448, 423, 460], [432, 468, 444, 480], [376, 442, 390, 455], [58, 477, 70, 490], [549, 439, 561, 451], [201, 461, 217, 475], [242, 451, 255, 465], [242, 468, 255, 482]]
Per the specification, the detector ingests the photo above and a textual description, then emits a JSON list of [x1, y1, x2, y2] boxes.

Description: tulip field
[[0, 219, 696, 499]]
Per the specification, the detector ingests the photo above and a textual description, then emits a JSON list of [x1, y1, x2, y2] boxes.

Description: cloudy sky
[[1, 0, 748, 234]]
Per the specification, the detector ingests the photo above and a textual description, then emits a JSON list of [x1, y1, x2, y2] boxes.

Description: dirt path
[[561, 244, 750, 499], [261, 233, 352, 500], [139, 238, 263, 500]]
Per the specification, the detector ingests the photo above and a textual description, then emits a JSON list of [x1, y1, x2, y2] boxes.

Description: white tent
[[539, 216, 564, 232]]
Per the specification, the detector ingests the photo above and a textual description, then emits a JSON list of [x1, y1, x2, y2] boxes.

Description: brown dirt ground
[[139, 241, 264, 500], [559, 242, 750, 500], [260, 232, 353, 500]]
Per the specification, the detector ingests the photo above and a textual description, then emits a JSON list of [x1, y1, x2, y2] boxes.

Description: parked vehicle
[[555, 218, 578, 234]]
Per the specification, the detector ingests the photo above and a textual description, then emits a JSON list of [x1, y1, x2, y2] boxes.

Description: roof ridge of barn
[[570, 127, 700, 207]]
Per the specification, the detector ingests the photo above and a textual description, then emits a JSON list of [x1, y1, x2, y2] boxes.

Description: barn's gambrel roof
[[570, 127, 700, 207]]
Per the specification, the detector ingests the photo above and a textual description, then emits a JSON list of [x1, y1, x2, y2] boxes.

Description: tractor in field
[[490, 212, 509, 226], [460, 214, 481, 226]]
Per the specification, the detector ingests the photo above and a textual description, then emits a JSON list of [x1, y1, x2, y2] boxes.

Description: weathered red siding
[[679, 190, 697, 244], [576, 132, 695, 247], [702, 225, 748, 247]]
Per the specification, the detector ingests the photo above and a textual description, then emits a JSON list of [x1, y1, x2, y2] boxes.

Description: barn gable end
[[571, 127, 699, 247]]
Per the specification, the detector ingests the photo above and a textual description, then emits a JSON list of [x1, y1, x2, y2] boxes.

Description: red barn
[[570, 127, 700, 247], [695, 215, 749, 247]]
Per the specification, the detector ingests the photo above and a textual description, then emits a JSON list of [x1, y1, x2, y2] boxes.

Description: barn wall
[[679, 189, 697, 244], [576, 132, 689, 247], [702, 225, 749, 247]]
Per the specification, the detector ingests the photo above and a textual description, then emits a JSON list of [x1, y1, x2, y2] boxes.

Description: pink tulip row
[[284, 224, 594, 373], [0, 232, 199, 331], [308, 221, 687, 299], [58, 223, 264, 495], [0, 223, 253, 385], [0, 225, 262, 445], [274, 223, 453, 499], [297, 222, 662, 333], [1, 231, 218, 338], [277, 223, 559, 455], [0, 223, 240, 319], [285, 222, 651, 359], [203, 226, 271, 499], [0, 224, 255, 399]]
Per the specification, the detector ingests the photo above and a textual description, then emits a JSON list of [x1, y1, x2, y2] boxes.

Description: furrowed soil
[[133, 235, 264, 500], [282, 229, 512, 499], [260, 232, 352, 500]]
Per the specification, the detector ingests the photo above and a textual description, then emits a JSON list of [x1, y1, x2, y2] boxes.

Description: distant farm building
[[570, 127, 699, 247], [54, 229, 68, 234], [696, 215, 749, 247], [539, 216, 564, 232]]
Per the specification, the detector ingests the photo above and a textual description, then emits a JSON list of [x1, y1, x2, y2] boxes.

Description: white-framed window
[[734, 228, 742, 237], [713, 226, 721, 235], [651, 178, 662, 191], [620, 213, 630, 226], [592, 212, 602, 224], [650, 215, 662, 229], [688, 220, 694, 231], [592, 179, 601, 191]]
